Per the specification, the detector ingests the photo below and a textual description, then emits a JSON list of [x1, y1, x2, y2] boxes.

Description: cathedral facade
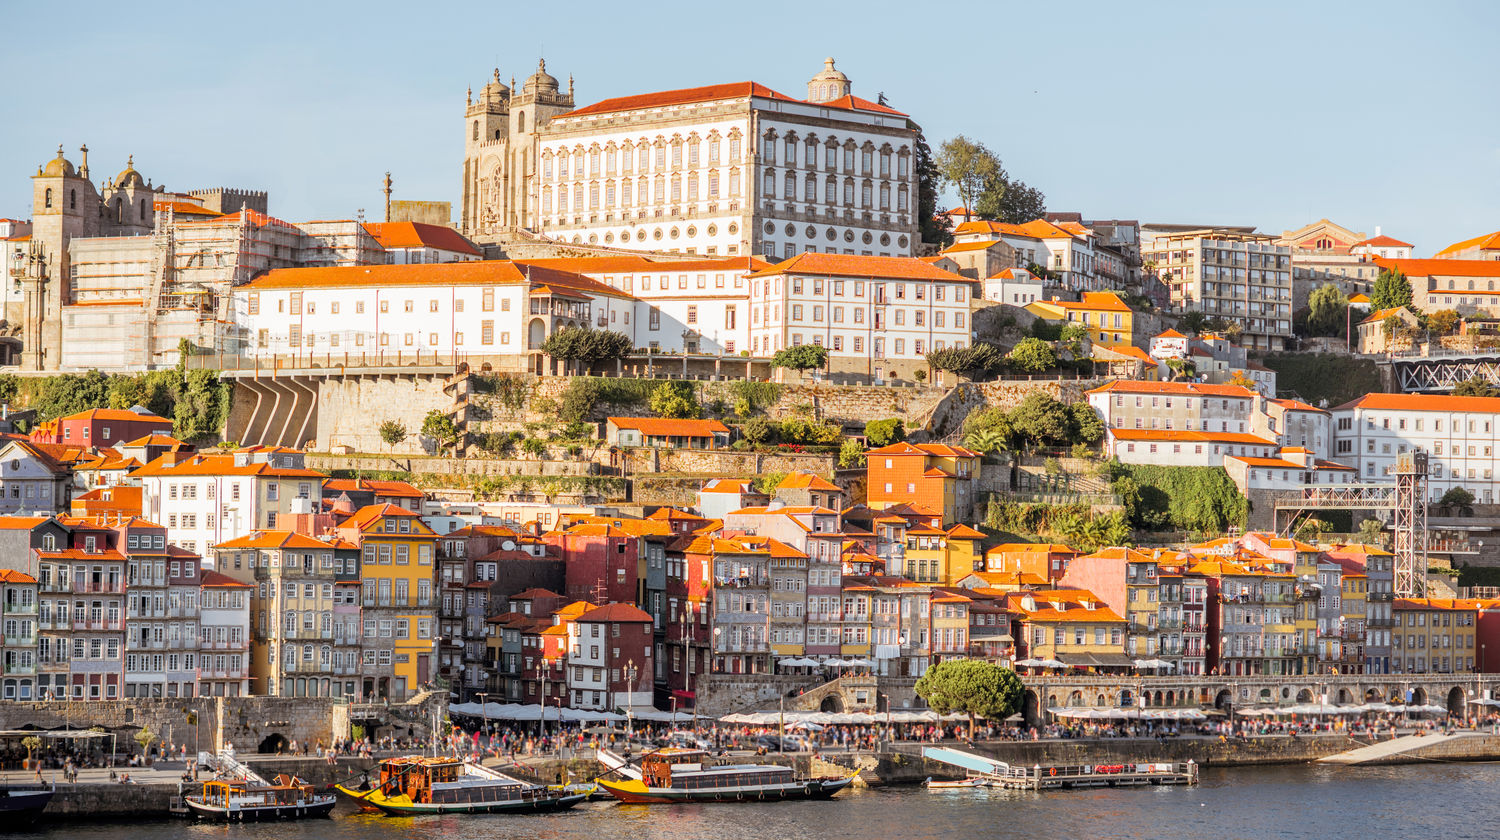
[[460, 58, 921, 260]]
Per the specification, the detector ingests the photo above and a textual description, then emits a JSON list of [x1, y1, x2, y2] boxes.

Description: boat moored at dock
[[0, 784, 54, 824], [181, 775, 337, 822], [595, 748, 855, 804], [335, 756, 591, 815]]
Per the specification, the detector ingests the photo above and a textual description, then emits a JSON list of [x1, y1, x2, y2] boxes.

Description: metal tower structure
[[1394, 451, 1428, 599]]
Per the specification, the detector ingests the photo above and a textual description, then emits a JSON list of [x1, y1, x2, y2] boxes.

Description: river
[[29, 763, 1500, 840]]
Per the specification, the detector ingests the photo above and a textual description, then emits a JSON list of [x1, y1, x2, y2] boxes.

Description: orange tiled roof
[[363, 222, 481, 256], [1154, 328, 1187, 339], [776, 472, 841, 492], [213, 530, 335, 550], [1434, 231, 1500, 257], [1086, 380, 1256, 398], [323, 478, 424, 498], [747, 252, 966, 282], [1108, 429, 1277, 445], [1351, 234, 1413, 249], [1037, 292, 1133, 313], [239, 259, 635, 301], [607, 417, 729, 436], [1336, 392, 1500, 413], [866, 441, 980, 458], [130, 452, 325, 479], [0, 569, 37, 584], [565, 81, 905, 118], [1374, 257, 1500, 277], [200, 569, 252, 588], [1360, 305, 1411, 325]]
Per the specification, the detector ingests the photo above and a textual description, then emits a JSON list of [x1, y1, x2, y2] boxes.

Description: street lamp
[[477, 692, 489, 737], [625, 659, 638, 737]]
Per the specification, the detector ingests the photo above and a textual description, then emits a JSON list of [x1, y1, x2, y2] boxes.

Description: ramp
[[1317, 733, 1465, 765], [922, 746, 1010, 776]]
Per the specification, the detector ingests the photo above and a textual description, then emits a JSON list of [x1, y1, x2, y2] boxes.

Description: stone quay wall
[[0, 696, 348, 755]]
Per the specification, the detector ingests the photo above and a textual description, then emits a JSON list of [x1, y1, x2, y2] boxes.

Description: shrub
[[741, 416, 775, 445], [649, 381, 700, 418], [839, 438, 867, 468], [521, 438, 547, 457], [378, 420, 407, 447], [559, 378, 601, 424], [771, 344, 828, 371], [864, 418, 906, 447]]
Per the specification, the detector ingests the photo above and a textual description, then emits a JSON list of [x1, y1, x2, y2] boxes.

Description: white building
[[1147, 329, 1190, 360], [982, 267, 1045, 306], [1254, 398, 1333, 462], [522, 59, 920, 260], [1223, 448, 1357, 492], [951, 219, 1100, 292], [746, 253, 974, 383], [229, 260, 636, 373], [1333, 393, 1500, 502], [1104, 429, 1279, 467], [1349, 234, 1414, 261], [131, 447, 326, 556]]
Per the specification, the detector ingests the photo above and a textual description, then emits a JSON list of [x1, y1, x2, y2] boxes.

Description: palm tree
[[964, 426, 1010, 460]]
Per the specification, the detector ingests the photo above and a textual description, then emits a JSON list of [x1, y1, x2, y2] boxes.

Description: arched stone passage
[[1214, 689, 1232, 710], [1022, 690, 1040, 726], [1335, 688, 1352, 704], [1166, 690, 1176, 706], [1413, 687, 1428, 706], [1067, 690, 1085, 707], [1447, 687, 1466, 716], [1095, 694, 1106, 706], [1296, 688, 1314, 703], [819, 694, 843, 713], [1152, 691, 1164, 707], [1366, 687, 1384, 702], [258, 733, 288, 754]]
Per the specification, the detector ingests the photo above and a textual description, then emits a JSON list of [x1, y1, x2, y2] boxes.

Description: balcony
[[4, 634, 36, 647], [202, 669, 245, 680], [3, 602, 37, 615], [4, 663, 36, 676], [126, 638, 167, 651], [76, 582, 125, 595], [200, 638, 246, 651], [73, 619, 123, 631], [168, 606, 198, 618]]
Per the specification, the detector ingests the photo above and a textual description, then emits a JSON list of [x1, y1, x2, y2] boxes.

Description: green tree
[[1426, 309, 1461, 336], [962, 405, 1018, 454], [914, 659, 1024, 739], [935, 136, 1004, 224], [1370, 268, 1413, 311], [1007, 391, 1071, 446], [649, 381, 700, 419], [559, 377, 602, 424], [911, 122, 950, 247], [421, 410, 460, 453], [539, 327, 633, 373], [770, 344, 828, 372], [753, 471, 788, 494], [1176, 311, 1207, 335], [1356, 517, 1386, 547], [1067, 402, 1104, 444], [135, 725, 157, 755], [987, 179, 1046, 225], [741, 416, 774, 445], [1294, 516, 1331, 543], [1304, 283, 1349, 338], [965, 425, 1011, 459], [1007, 337, 1056, 373], [378, 420, 407, 449], [1452, 377, 1500, 397], [864, 418, 906, 448], [838, 438, 866, 468], [1440, 486, 1476, 515]]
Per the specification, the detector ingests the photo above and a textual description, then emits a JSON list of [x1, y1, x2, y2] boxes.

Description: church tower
[[25, 145, 100, 369], [461, 69, 511, 236], [806, 57, 852, 103], [461, 61, 575, 239]]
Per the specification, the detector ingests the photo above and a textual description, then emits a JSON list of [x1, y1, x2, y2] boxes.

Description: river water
[[31, 763, 1500, 839]]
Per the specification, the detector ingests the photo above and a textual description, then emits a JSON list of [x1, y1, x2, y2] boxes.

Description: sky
[[4, 0, 1496, 254]]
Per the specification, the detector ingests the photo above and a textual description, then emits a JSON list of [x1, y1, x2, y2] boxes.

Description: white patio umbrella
[[1014, 658, 1044, 667]]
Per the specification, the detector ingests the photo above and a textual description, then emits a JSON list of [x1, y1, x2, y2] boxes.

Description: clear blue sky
[[4, 0, 1495, 254]]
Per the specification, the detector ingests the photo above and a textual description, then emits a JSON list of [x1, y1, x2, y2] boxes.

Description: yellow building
[[1007, 589, 1130, 671], [1340, 572, 1368, 671], [1024, 291, 1136, 349], [903, 523, 985, 586], [337, 504, 439, 700], [840, 583, 873, 659], [929, 591, 972, 662], [1392, 599, 1478, 675]]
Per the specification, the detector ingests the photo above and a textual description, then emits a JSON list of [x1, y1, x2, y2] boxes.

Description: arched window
[[541, 186, 552, 214], [805, 173, 817, 202], [880, 184, 890, 210], [825, 176, 836, 204], [472, 121, 479, 141], [44, 189, 52, 209], [517, 111, 526, 132], [843, 178, 854, 205], [763, 170, 776, 196], [494, 129, 501, 140], [784, 172, 796, 200], [70, 190, 76, 210], [140, 199, 148, 221]]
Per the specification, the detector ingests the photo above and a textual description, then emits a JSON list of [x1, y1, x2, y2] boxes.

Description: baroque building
[[460, 58, 920, 259]]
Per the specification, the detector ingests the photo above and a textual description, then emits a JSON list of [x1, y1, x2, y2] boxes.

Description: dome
[[114, 155, 145, 189], [811, 57, 849, 83], [523, 58, 558, 94], [40, 146, 76, 178]]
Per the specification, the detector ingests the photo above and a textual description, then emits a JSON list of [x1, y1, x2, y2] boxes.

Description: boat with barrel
[[182, 774, 337, 822], [335, 755, 591, 815], [594, 747, 855, 804], [0, 783, 54, 824]]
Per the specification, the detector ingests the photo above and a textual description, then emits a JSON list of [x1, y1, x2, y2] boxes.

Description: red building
[[572, 603, 654, 711], [546, 523, 640, 606], [30, 407, 174, 448]]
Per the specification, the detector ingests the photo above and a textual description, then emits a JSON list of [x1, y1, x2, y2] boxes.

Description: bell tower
[[25, 145, 99, 370], [462, 70, 512, 237]]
